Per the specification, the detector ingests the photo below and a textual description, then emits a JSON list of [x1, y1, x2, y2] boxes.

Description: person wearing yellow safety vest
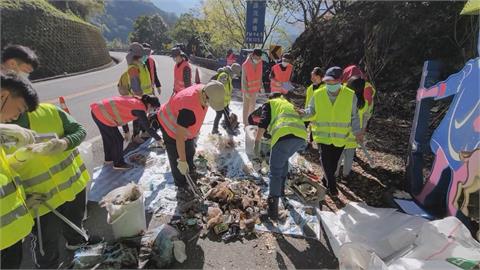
[[7, 103, 93, 268], [212, 63, 241, 134], [304, 67, 323, 147], [299, 67, 363, 197], [119, 43, 155, 144], [337, 76, 371, 180], [0, 73, 39, 269], [241, 49, 263, 126], [255, 93, 307, 220], [341, 65, 376, 117]]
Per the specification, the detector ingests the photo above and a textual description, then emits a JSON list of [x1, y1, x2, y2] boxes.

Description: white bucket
[[108, 195, 147, 239], [245, 125, 258, 156]]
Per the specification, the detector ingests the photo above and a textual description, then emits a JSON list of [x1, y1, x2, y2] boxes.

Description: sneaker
[[65, 235, 104, 251], [113, 163, 133, 170], [212, 127, 220, 135]]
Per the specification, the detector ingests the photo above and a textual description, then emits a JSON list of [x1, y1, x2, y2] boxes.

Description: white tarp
[[319, 202, 480, 270], [88, 99, 323, 238]]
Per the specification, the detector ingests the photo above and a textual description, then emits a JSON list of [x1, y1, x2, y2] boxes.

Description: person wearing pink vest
[[172, 47, 192, 94], [90, 95, 161, 170], [270, 53, 294, 94], [241, 49, 263, 126], [142, 43, 162, 96], [152, 81, 225, 198]]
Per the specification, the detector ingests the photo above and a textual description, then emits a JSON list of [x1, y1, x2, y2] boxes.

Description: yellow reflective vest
[[267, 97, 307, 147], [11, 104, 90, 217], [119, 64, 153, 96], [0, 147, 34, 250], [218, 71, 233, 107], [345, 103, 370, 149], [311, 86, 354, 147]]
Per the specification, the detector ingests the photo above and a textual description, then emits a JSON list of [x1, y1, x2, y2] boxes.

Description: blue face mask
[[326, 83, 341, 93]]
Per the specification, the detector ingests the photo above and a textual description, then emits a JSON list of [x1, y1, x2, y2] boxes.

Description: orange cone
[[59, 96, 70, 114], [195, 68, 201, 84]]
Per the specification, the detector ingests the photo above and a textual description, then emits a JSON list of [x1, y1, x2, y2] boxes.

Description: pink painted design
[[416, 148, 449, 203], [473, 115, 480, 132], [438, 82, 447, 97]]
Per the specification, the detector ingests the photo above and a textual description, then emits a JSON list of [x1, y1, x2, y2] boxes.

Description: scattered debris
[[393, 189, 413, 199], [128, 153, 148, 166], [138, 224, 186, 268], [72, 243, 106, 269]]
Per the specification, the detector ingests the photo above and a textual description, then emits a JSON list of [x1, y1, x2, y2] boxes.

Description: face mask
[[19, 72, 29, 79], [252, 59, 260, 64], [141, 55, 148, 64], [326, 83, 341, 93], [281, 62, 288, 67]]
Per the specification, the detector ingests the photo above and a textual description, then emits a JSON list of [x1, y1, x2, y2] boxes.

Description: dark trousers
[[213, 106, 230, 131], [319, 143, 345, 193], [159, 125, 196, 187], [0, 240, 23, 269], [92, 111, 125, 166], [32, 189, 87, 269]]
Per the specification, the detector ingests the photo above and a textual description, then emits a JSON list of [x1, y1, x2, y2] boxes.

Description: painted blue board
[[245, 0, 266, 44]]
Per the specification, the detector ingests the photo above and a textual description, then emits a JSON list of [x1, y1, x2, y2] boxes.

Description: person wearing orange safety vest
[[152, 81, 225, 200], [0, 73, 38, 269], [142, 43, 162, 96], [226, 49, 236, 66], [172, 47, 192, 94], [90, 95, 161, 170], [241, 49, 263, 126], [270, 53, 294, 94]]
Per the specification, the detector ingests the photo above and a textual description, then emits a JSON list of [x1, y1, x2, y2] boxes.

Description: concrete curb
[[31, 54, 122, 83]]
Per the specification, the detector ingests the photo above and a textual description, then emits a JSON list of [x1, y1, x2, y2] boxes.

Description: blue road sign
[[245, 0, 266, 44]]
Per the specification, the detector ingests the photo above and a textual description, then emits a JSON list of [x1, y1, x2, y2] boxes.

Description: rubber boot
[[267, 196, 279, 220]]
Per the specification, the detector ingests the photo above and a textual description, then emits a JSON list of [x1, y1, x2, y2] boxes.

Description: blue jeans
[[268, 137, 306, 197]]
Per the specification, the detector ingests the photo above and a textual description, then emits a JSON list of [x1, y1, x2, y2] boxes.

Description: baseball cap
[[171, 47, 182, 57], [322, 66, 343, 82], [253, 49, 262, 57], [204, 80, 225, 111]]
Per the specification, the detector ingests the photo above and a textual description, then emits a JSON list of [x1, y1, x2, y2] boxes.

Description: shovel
[[43, 202, 89, 241]]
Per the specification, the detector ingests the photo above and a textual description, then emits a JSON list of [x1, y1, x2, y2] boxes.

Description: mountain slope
[[92, 0, 177, 42]]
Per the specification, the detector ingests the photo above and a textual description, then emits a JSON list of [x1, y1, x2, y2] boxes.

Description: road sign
[[269, 45, 282, 60], [245, 0, 266, 44]]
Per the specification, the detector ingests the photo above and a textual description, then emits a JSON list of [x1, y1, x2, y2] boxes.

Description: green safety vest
[[267, 97, 307, 147], [311, 86, 354, 147], [9, 104, 90, 217], [0, 147, 34, 250], [218, 71, 233, 107]]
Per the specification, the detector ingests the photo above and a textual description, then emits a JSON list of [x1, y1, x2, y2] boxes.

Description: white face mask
[[252, 59, 260, 64], [18, 72, 30, 79], [281, 62, 288, 67]]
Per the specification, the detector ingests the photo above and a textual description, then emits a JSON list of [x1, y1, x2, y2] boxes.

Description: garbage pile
[[172, 174, 267, 242], [72, 224, 186, 269]]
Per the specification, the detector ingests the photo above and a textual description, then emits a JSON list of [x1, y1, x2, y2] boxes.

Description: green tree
[[169, 13, 212, 57], [129, 14, 171, 52], [48, 0, 105, 20]]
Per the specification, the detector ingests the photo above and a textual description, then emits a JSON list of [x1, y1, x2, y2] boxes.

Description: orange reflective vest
[[241, 58, 262, 93], [227, 54, 236, 65], [174, 60, 192, 93], [90, 96, 146, 127], [157, 84, 208, 140], [270, 63, 293, 94], [147, 56, 156, 90]]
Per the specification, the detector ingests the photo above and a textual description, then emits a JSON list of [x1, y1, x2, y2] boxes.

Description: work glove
[[0, 124, 37, 147], [123, 131, 131, 142], [177, 159, 189, 176], [156, 86, 162, 96], [26, 193, 47, 210], [254, 140, 261, 157], [29, 138, 68, 155], [355, 131, 365, 144]]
